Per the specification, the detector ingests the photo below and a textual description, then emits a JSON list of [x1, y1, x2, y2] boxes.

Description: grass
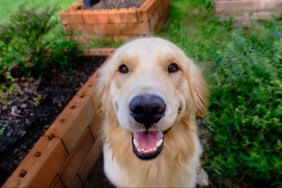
[[157, 1, 282, 187], [0, 0, 77, 23], [1, 0, 281, 187], [158, 1, 231, 62]]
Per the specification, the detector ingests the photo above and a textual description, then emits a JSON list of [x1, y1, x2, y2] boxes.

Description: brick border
[[3, 49, 113, 188], [215, 0, 282, 27], [60, 0, 171, 42]]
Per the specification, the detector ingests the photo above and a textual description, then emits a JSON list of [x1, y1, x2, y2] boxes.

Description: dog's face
[[95, 38, 208, 161]]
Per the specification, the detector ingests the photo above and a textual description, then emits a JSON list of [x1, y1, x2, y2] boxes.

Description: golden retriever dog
[[94, 37, 209, 187]]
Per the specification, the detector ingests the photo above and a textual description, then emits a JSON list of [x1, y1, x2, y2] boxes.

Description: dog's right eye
[[167, 63, 179, 73], [118, 64, 129, 74]]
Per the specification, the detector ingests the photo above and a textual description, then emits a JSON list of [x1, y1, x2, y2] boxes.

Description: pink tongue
[[133, 131, 163, 149]]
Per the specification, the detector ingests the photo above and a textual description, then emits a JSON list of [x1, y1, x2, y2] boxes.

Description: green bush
[[0, 5, 80, 104], [205, 22, 282, 187], [0, 5, 80, 80]]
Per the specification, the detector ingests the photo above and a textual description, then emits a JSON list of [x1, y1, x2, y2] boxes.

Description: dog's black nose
[[129, 95, 166, 128]]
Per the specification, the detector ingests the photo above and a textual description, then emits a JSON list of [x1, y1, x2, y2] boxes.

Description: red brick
[[60, 0, 169, 41], [60, 11, 84, 24], [3, 137, 68, 188], [93, 24, 121, 35], [83, 10, 110, 24], [149, 9, 160, 30], [59, 129, 94, 187], [108, 8, 139, 24], [44, 96, 95, 153], [60, 2, 84, 25], [78, 135, 103, 182], [73, 24, 120, 35], [120, 22, 151, 35], [215, 0, 282, 14], [139, 0, 162, 22], [138, 0, 152, 21]]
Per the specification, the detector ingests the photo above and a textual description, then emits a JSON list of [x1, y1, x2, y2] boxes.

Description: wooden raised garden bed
[[215, 0, 282, 26], [60, 0, 170, 42], [3, 49, 114, 188]]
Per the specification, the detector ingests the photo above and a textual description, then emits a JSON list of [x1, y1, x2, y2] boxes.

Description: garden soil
[[0, 56, 105, 186], [91, 0, 144, 9]]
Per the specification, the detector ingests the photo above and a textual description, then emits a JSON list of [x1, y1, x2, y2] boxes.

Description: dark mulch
[[91, 0, 145, 9], [0, 56, 106, 186]]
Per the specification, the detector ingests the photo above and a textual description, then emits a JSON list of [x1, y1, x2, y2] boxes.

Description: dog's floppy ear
[[188, 62, 209, 117], [92, 53, 117, 116], [92, 71, 103, 116], [92, 68, 111, 116]]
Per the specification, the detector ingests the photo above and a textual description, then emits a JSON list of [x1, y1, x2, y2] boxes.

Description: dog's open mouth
[[132, 131, 164, 160]]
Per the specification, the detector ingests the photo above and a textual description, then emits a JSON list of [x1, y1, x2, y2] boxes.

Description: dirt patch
[[91, 0, 145, 9], [0, 56, 105, 186]]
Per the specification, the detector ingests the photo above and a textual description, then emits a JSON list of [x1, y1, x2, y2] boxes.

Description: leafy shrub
[[205, 22, 282, 187], [197, 0, 214, 8], [0, 5, 80, 80], [0, 5, 80, 104]]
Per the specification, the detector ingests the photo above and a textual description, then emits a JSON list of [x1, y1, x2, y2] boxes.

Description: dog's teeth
[[134, 139, 162, 154], [156, 139, 163, 147], [133, 139, 139, 147]]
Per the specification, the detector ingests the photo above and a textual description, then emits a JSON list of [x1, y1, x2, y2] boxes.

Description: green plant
[[0, 5, 80, 104], [205, 22, 282, 187], [158, 1, 282, 186], [0, 5, 80, 78], [196, 0, 214, 8], [0, 0, 78, 24]]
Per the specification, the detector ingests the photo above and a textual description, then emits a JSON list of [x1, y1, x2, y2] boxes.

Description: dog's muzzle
[[129, 95, 166, 160]]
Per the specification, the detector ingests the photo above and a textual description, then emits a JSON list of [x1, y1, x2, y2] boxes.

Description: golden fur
[[94, 37, 209, 187]]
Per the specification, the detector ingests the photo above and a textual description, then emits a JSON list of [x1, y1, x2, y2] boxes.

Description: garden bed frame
[[3, 48, 114, 188], [215, 0, 282, 26], [60, 0, 170, 42]]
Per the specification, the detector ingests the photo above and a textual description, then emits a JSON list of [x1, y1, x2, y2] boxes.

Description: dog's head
[[94, 37, 208, 160]]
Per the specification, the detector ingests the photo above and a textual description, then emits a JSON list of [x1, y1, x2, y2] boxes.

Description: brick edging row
[[215, 0, 282, 27], [60, 0, 171, 41]]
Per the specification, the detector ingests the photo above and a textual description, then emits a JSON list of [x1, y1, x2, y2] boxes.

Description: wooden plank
[[45, 96, 95, 153], [3, 137, 68, 188], [78, 135, 103, 182], [59, 129, 94, 187], [215, 0, 282, 14]]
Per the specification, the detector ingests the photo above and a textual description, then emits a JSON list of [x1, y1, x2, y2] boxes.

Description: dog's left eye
[[118, 64, 129, 74], [167, 63, 179, 73]]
